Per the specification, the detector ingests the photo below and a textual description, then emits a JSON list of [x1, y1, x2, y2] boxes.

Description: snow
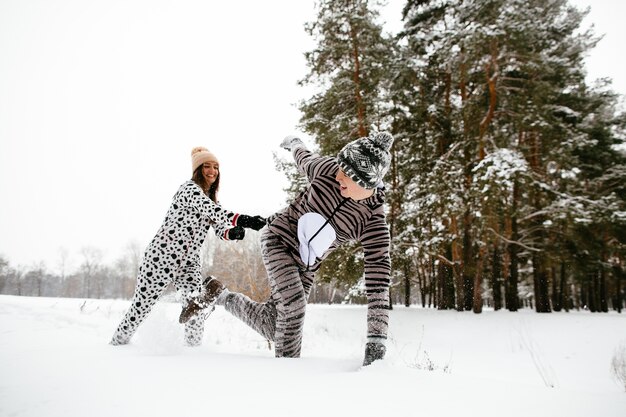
[[1, 295, 625, 417]]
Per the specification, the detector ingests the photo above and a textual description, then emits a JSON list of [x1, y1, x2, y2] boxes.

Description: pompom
[[191, 146, 208, 156], [372, 132, 394, 150]]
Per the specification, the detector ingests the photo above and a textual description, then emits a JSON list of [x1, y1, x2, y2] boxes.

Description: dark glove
[[227, 226, 245, 240], [363, 342, 386, 366], [237, 214, 266, 231]]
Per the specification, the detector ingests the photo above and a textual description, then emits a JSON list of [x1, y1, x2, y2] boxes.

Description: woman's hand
[[237, 214, 267, 231], [227, 226, 245, 240]]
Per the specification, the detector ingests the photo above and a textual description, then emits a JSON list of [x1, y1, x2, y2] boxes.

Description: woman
[[180, 133, 393, 365], [110, 146, 266, 346]]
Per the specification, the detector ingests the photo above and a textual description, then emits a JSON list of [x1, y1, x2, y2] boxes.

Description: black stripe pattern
[[224, 147, 391, 357]]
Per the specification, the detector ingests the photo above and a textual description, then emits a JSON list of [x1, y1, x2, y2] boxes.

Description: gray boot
[[363, 342, 386, 366]]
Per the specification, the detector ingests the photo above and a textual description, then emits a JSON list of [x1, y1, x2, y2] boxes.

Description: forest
[[1, 0, 624, 313]]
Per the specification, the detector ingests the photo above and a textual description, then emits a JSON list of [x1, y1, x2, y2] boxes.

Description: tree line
[[0, 234, 350, 304]]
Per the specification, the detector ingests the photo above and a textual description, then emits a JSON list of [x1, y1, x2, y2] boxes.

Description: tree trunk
[[429, 257, 439, 308], [438, 246, 456, 309], [473, 246, 487, 313], [418, 262, 426, 308], [349, 22, 367, 137], [560, 261, 570, 312], [84, 276, 91, 299], [492, 245, 503, 310], [450, 216, 464, 311], [600, 253, 608, 312], [551, 266, 561, 311], [478, 40, 499, 160], [458, 50, 472, 312], [532, 254, 552, 313], [580, 276, 589, 310], [612, 265, 623, 313], [404, 262, 411, 307], [589, 272, 597, 311], [462, 207, 474, 311], [580, 274, 587, 310], [506, 244, 519, 311], [506, 181, 520, 311]]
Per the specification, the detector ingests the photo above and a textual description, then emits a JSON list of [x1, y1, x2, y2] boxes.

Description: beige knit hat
[[191, 147, 219, 173]]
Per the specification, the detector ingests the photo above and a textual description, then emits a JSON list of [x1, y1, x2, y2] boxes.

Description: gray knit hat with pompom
[[337, 132, 394, 189]]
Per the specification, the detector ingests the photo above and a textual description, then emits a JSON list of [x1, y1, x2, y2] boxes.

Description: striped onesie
[[221, 146, 391, 357]]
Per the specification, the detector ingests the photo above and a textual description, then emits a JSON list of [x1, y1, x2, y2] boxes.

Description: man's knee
[[280, 291, 306, 319]]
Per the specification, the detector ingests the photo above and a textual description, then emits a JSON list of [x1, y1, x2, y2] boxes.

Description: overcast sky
[[0, 0, 624, 272]]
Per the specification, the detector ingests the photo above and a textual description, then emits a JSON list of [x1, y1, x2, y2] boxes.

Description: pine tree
[[397, 0, 625, 312], [563, 84, 626, 312], [299, 0, 396, 147], [297, 0, 398, 293]]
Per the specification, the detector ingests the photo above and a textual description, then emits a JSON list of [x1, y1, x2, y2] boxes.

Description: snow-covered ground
[[1, 294, 624, 417]]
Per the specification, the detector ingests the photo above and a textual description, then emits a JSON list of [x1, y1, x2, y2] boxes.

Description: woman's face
[[202, 161, 219, 185], [335, 168, 374, 201]]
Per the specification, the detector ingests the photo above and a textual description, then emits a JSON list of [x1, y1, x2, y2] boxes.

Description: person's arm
[[182, 182, 266, 237], [212, 213, 266, 241], [280, 135, 332, 182], [182, 182, 238, 225], [360, 212, 392, 366]]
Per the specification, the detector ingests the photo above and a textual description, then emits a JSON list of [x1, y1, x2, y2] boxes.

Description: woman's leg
[[173, 267, 205, 346], [110, 260, 170, 345]]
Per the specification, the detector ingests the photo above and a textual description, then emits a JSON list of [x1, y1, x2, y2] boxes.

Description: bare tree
[[56, 247, 71, 281], [0, 255, 9, 293], [79, 246, 103, 298], [123, 240, 142, 298], [208, 233, 269, 302], [12, 265, 25, 296], [28, 261, 47, 296]]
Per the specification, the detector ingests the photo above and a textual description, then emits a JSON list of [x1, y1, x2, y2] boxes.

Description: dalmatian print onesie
[[110, 180, 240, 346]]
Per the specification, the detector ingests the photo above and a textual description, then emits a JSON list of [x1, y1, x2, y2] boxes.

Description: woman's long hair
[[192, 166, 219, 203]]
